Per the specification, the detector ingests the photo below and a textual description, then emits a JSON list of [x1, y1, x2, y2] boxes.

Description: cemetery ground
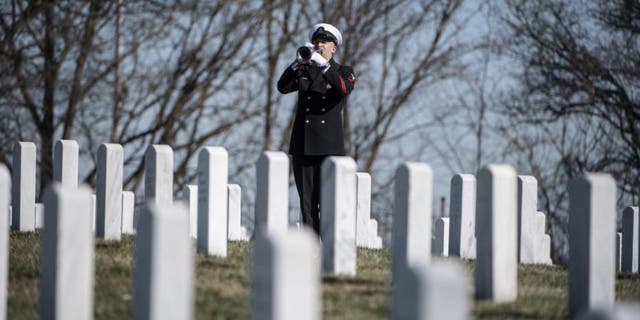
[[7, 233, 640, 320]]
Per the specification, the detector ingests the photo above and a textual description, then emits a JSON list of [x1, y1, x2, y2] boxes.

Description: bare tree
[[495, 0, 640, 263]]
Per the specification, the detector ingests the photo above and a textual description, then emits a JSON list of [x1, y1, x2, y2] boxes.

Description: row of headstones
[[8, 141, 384, 250], [3, 140, 640, 319], [432, 174, 552, 265], [392, 164, 639, 319]]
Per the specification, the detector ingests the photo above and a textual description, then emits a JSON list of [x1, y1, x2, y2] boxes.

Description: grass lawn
[[6, 232, 640, 319]]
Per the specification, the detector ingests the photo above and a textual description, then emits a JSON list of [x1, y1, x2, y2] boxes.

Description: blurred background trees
[[1, 0, 637, 263]]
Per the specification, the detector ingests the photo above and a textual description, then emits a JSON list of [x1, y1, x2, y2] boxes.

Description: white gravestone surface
[[392, 162, 433, 298], [579, 304, 640, 320], [433, 217, 450, 257], [321, 156, 357, 276], [534, 211, 553, 264], [11, 142, 36, 232], [122, 191, 135, 235], [0, 165, 10, 320], [254, 151, 289, 236], [133, 202, 194, 320], [251, 229, 320, 320], [34, 203, 44, 229], [197, 147, 228, 257], [517, 175, 538, 264], [39, 184, 94, 320], [448, 174, 476, 259], [475, 164, 518, 302], [569, 173, 616, 319], [183, 185, 198, 239], [96, 143, 123, 240], [227, 184, 249, 241], [355, 172, 383, 249], [392, 261, 470, 320], [621, 206, 639, 273], [616, 232, 622, 273], [53, 140, 79, 188], [144, 144, 174, 206], [91, 194, 96, 232]]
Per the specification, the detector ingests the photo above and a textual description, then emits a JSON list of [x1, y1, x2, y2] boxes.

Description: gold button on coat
[[321, 120, 325, 124], [307, 96, 311, 100], [305, 119, 309, 124], [306, 108, 310, 112], [322, 96, 326, 100], [321, 108, 326, 112]]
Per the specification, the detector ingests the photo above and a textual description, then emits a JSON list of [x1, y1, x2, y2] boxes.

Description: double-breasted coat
[[277, 59, 356, 156]]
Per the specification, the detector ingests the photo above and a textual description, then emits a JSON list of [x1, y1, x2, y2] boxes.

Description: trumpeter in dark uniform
[[277, 23, 356, 235]]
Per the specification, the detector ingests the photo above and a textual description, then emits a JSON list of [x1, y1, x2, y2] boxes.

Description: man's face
[[313, 40, 336, 60]]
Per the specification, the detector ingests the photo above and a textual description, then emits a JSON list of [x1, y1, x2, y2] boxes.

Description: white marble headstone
[[621, 206, 639, 273], [475, 164, 518, 302], [53, 140, 79, 188], [96, 143, 123, 240], [517, 175, 537, 264], [448, 174, 476, 259], [122, 191, 135, 235], [569, 173, 616, 319], [392, 261, 470, 320], [197, 147, 228, 257], [254, 151, 289, 236], [34, 203, 44, 229], [11, 142, 36, 232], [321, 156, 357, 276], [616, 232, 622, 273], [0, 165, 10, 320], [251, 229, 320, 320], [392, 161, 433, 301], [227, 184, 249, 241], [433, 217, 450, 257], [133, 202, 194, 320], [183, 185, 198, 239], [39, 184, 94, 320], [144, 144, 174, 206]]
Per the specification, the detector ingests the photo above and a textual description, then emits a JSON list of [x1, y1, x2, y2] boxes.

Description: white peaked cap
[[309, 23, 343, 46]]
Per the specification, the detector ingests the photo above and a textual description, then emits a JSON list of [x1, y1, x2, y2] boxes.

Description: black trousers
[[292, 155, 327, 236]]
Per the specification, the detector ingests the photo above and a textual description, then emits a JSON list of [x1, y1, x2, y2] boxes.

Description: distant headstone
[[251, 229, 320, 320], [621, 206, 639, 273], [0, 165, 10, 320], [433, 217, 450, 257], [392, 162, 432, 290], [133, 202, 193, 320], [517, 175, 537, 264], [144, 145, 174, 206], [183, 185, 198, 239], [11, 142, 36, 231], [39, 184, 94, 320], [254, 151, 289, 236], [53, 140, 79, 188], [616, 232, 622, 273], [392, 261, 470, 320], [122, 191, 135, 235], [355, 172, 383, 249], [321, 156, 357, 276], [34, 203, 44, 229], [475, 164, 518, 302], [448, 174, 476, 259], [91, 194, 96, 232], [197, 147, 228, 257], [228, 184, 249, 241], [96, 143, 123, 240], [569, 173, 616, 319]]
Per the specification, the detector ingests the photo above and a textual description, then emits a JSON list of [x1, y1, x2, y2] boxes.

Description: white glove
[[310, 51, 328, 67]]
